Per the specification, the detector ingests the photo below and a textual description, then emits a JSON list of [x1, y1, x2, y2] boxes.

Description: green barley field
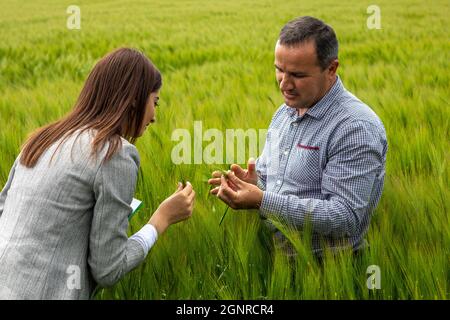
[[0, 0, 448, 299]]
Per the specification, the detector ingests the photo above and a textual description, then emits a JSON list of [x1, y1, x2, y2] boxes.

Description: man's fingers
[[211, 171, 222, 178], [247, 157, 256, 173], [218, 175, 238, 201], [220, 175, 228, 189], [210, 176, 236, 194], [227, 171, 244, 188], [216, 176, 229, 203], [227, 178, 238, 192], [208, 178, 221, 186], [230, 164, 246, 177]]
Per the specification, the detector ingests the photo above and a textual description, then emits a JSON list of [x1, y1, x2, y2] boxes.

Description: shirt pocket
[[288, 146, 321, 184]]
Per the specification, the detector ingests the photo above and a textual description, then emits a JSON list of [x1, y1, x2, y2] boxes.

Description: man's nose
[[279, 74, 294, 91]]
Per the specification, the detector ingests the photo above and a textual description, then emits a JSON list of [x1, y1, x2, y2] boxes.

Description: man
[[208, 16, 387, 257]]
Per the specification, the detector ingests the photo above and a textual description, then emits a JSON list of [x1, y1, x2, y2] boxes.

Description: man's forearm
[[259, 191, 361, 238]]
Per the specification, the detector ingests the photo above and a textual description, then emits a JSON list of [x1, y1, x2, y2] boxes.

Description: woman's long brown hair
[[20, 48, 162, 168]]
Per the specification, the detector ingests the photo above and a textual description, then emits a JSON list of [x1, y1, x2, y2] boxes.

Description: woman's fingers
[[182, 181, 193, 195], [188, 202, 195, 213], [187, 193, 195, 213], [176, 182, 183, 192], [188, 190, 195, 203]]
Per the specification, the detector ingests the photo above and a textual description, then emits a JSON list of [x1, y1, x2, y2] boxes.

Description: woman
[[0, 48, 195, 299]]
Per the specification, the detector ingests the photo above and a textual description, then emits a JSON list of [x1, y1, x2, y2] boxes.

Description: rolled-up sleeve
[[260, 120, 386, 238], [89, 142, 145, 287]]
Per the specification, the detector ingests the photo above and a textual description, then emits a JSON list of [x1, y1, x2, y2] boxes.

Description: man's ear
[[328, 59, 339, 76]]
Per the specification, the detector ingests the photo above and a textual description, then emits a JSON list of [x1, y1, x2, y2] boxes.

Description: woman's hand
[[148, 182, 195, 235]]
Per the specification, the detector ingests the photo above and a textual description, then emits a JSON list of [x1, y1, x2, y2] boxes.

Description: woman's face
[[138, 90, 160, 136]]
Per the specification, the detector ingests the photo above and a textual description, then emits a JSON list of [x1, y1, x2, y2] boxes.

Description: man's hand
[[208, 158, 258, 192], [211, 171, 263, 210]]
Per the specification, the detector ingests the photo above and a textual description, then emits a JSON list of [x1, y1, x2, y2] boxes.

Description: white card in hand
[[129, 198, 143, 220]]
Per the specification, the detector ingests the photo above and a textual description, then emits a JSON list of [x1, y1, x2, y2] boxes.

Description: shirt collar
[[284, 75, 344, 121]]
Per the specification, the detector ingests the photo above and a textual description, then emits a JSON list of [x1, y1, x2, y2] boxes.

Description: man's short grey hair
[[279, 16, 338, 70]]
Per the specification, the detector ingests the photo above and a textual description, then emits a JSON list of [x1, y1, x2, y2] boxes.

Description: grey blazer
[[0, 129, 146, 299]]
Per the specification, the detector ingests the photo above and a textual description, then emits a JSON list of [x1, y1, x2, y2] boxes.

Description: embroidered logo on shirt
[[297, 144, 320, 150]]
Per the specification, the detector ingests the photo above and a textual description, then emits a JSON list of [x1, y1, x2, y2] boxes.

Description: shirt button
[[276, 180, 282, 185], [284, 151, 288, 155]]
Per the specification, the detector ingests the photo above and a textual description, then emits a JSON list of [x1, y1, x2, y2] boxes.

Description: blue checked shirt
[[256, 76, 387, 255]]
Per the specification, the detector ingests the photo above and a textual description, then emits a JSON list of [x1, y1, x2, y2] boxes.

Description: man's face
[[274, 40, 336, 111]]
